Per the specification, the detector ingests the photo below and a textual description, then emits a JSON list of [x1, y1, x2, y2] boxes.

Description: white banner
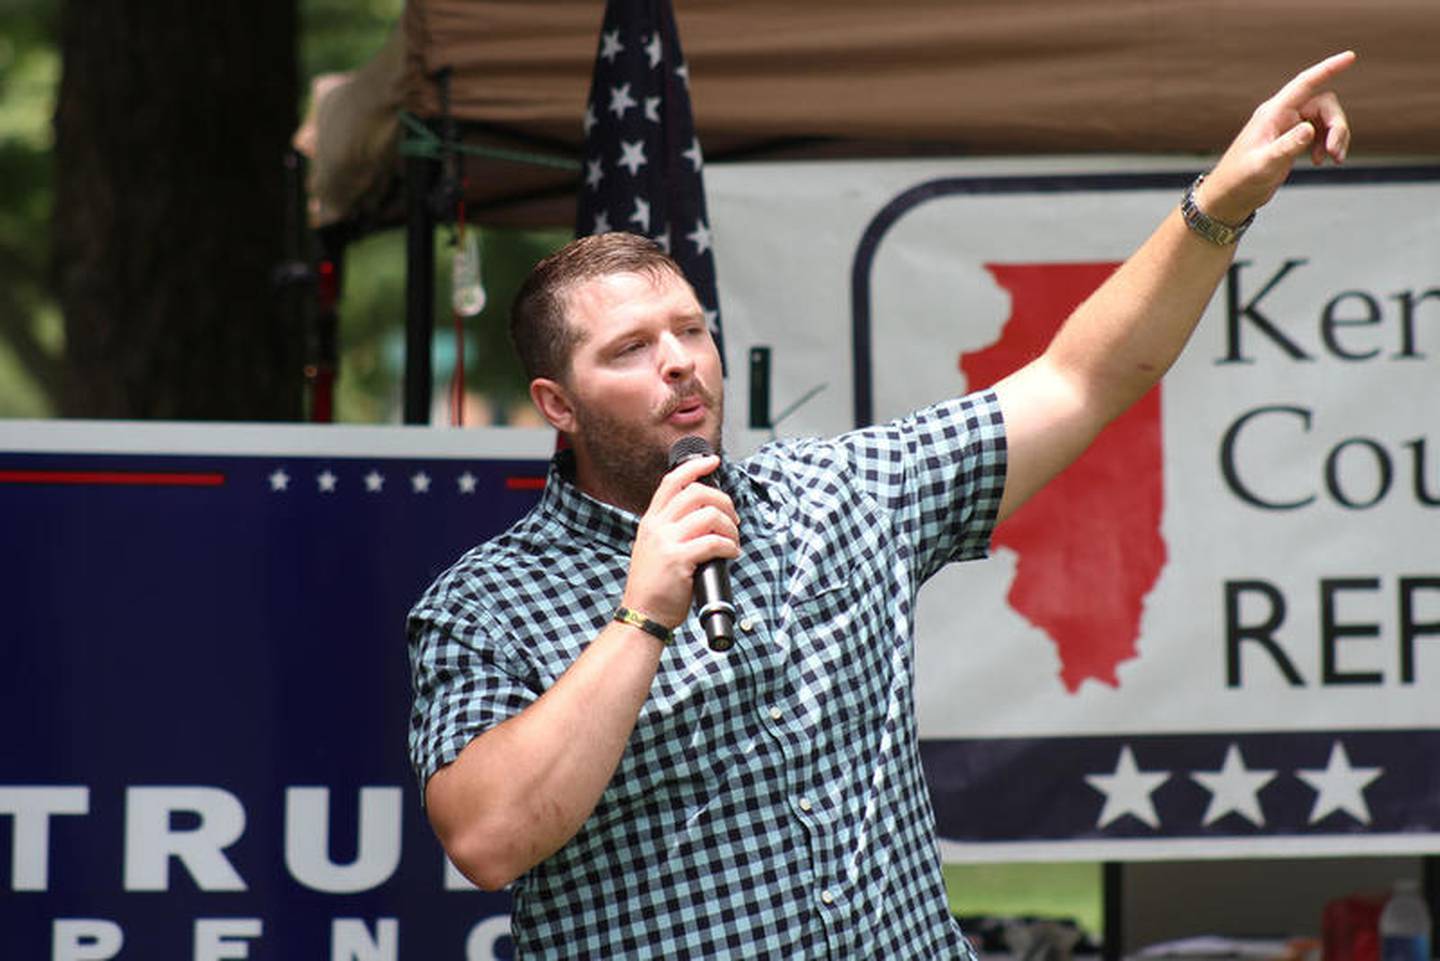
[[708, 157, 1440, 859]]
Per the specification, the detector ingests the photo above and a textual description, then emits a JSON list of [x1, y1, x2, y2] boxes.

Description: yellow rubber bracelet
[[614, 606, 675, 646]]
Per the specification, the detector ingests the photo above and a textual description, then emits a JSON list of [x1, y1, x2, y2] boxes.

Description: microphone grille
[[668, 435, 713, 469]]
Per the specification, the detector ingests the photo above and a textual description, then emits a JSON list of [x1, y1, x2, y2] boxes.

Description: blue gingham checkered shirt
[[409, 391, 1006, 958]]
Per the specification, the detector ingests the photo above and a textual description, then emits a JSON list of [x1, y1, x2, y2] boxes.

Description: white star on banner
[[608, 82, 637, 119], [600, 29, 624, 63], [1297, 741, 1383, 825], [410, 471, 432, 494], [644, 95, 661, 123], [682, 136, 703, 172], [630, 196, 651, 232], [1191, 744, 1277, 827], [457, 472, 478, 494], [686, 218, 712, 255], [592, 210, 611, 234], [644, 32, 662, 68], [653, 227, 671, 254], [675, 61, 689, 89], [317, 470, 338, 493], [1085, 746, 1171, 829], [585, 158, 604, 190], [703, 308, 719, 335], [583, 104, 598, 136], [363, 470, 384, 493], [268, 468, 290, 492], [617, 139, 647, 175]]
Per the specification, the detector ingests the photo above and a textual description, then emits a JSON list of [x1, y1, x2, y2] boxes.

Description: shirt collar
[[539, 449, 759, 553]]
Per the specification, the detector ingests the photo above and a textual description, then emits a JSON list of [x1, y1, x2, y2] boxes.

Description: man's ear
[[529, 377, 576, 433]]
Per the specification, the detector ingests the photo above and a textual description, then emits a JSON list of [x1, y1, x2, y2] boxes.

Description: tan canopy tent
[[299, 0, 1440, 231], [290, 0, 1439, 422]]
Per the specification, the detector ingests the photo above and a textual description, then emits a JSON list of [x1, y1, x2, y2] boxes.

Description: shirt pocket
[[779, 543, 897, 745]]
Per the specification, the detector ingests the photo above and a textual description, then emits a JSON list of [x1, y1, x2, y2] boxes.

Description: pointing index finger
[[1276, 50, 1357, 108]]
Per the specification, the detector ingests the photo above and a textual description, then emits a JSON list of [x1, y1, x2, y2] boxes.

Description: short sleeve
[[834, 389, 1007, 581], [407, 589, 538, 795]]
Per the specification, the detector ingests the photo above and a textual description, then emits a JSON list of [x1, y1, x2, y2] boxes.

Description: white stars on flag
[[268, 468, 290, 492], [608, 83, 637, 120], [617, 140, 647, 175], [410, 471, 432, 494], [630, 197, 651, 232], [363, 470, 384, 493], [599, 29, 624, 63], [457, 472, 478, 494], [316, 470, 338, 493], [682, 136, 703, 172], [686, 218, 712, 255], [574, 0, 725, 369]]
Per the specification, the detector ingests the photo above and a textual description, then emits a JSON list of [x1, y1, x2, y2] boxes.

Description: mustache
[[656, 379, 717, 420]]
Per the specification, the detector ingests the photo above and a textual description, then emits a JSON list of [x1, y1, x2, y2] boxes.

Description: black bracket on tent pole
[[431, 67, 463, 229]]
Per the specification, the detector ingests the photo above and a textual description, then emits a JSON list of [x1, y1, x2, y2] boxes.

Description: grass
[[944, 861, 1103, 939]]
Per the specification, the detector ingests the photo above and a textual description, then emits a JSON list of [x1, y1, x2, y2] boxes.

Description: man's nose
[[658, 333, 695, 380]]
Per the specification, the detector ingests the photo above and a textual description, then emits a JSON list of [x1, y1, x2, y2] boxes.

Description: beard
[[570, 378, 723, 515]]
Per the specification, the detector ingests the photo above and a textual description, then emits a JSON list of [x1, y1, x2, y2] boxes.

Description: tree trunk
[[53, 1, 301, 419]]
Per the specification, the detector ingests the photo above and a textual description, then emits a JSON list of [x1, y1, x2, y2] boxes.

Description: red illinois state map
[[961, 262, 1168, 692]]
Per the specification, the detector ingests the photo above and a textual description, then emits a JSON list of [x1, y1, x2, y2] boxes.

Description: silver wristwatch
[[1181, 174, 1255, 246]]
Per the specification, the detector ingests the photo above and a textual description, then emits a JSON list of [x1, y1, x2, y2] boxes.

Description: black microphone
[[667, 436, 736, 652]]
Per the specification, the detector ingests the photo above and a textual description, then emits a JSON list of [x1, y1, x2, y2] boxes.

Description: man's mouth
[[667, 397, 706, 422], [661, 389, 711, 424]]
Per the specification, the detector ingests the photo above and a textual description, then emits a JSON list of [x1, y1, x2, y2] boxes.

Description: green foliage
[[0, 0, 60, 417], [0, 0, 562, 422], [330, 225, 567, 424], [300, 0, 404, 80]]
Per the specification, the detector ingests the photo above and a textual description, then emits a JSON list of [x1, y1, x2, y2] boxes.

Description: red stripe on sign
[[505, 476, 546, 491], [0, 469, 226, 487]]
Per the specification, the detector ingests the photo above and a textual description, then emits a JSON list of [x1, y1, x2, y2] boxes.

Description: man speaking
[[407, 52, 1355, 958]]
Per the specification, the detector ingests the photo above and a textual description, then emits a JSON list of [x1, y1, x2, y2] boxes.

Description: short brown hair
[[510, 232, 690, 383]]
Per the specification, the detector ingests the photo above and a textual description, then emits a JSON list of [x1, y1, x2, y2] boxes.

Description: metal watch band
[[1181, 174, 1255, 246]]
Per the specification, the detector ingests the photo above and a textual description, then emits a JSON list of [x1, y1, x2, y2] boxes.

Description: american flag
[[576, 0, 725, 371]]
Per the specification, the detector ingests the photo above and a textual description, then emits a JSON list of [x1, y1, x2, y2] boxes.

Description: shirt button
[[768, 707, 783, 721], [821, 889, 835, 905], [798, 798, 813, 812], [739, 616, 756, 632]]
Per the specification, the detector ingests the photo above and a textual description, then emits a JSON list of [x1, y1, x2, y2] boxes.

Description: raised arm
[[992, 51, 1356, 522]]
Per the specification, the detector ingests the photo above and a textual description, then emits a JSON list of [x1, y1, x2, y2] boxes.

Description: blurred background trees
[[0, 0, 558, 422]]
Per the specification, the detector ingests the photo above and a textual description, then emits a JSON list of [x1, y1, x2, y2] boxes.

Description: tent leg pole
[[404, 152, 438, 425], [1103, 861, 1124, 961]]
